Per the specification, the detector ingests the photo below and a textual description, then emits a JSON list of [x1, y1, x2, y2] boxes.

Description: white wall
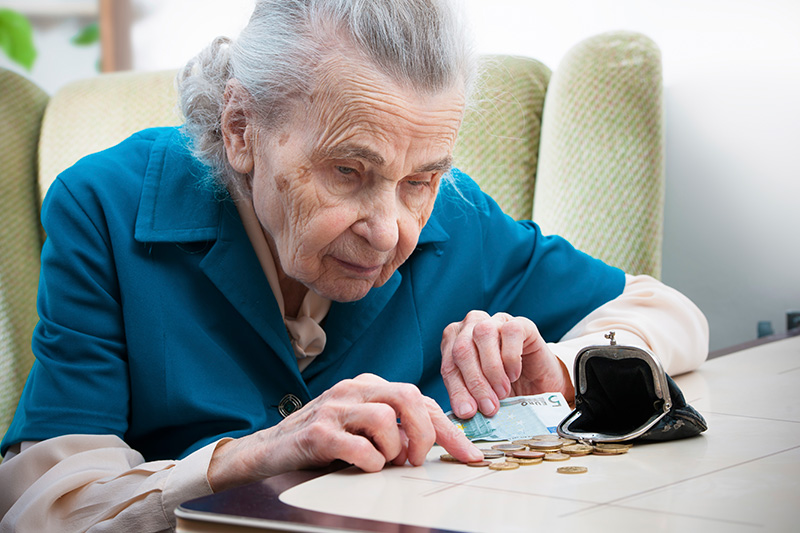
[[461, 0, 800, 351], [468, 0, 800, 349], [6, 0, 800, 351]]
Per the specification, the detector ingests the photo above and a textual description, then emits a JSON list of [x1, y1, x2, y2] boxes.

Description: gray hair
[[177, 0, 477, 196]]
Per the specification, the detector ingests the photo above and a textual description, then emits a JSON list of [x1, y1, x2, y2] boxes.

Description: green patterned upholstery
[[533, 31, 665, 277], [0, 69, 49, 439], [39, 69, 183, 198], [0, 31, 665, 444], [455, 56, 551, 221]]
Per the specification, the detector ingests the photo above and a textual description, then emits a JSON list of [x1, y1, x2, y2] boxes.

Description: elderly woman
[[0, 0, 707, 530]]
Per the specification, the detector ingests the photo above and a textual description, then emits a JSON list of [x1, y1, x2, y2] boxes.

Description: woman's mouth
[[333, 258, 383, 278]]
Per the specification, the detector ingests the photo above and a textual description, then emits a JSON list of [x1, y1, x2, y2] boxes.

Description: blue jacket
[[2, 127, 624, 460]]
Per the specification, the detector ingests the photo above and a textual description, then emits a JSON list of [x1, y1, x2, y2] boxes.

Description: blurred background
[[1, 0, 798, 352]]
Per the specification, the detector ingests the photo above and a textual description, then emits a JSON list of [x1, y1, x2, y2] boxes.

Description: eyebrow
[[320, 145, 385, 167], [320, 144, 452, 174], [415, 156, 453, 174]]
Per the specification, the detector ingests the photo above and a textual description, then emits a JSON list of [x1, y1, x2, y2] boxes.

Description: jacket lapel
[[133, 128, 304, 382], [198, 203, 301, 378]]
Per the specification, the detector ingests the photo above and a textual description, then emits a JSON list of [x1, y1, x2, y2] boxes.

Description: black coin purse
[[557, 332, 708, 443]]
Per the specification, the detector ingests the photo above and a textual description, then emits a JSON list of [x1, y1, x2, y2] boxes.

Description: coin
[[543, 452, 570, 461], [507, 457, 543, 465], [439, 453, 461, 462], [466, 460, 493, 467], [489, 461, 521, 471], [557, 466, 588, 475], [592, 449, 628, 456], [529, 441, 563, 451], [594, 442, 631, 449], [530, 434, 561, 441], [511, 450, 546, 459], [561, 444, 593, 456], [592, 444, 629, 456], [491, 443, 526, 452], [480, 449, 505, 459]]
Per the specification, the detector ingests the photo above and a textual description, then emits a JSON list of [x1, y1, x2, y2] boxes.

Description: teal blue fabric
[[1, 127, 624, 460]]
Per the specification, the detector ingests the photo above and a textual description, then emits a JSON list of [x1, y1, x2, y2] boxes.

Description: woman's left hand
[[440, 311, 575, 419]]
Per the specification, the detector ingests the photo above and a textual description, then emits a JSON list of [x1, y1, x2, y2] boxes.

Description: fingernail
[[479, 398, 495, 415], [457, 402, 473, 418]]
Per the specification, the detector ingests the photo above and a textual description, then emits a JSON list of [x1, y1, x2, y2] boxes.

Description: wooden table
[[176, 335, 800, 532]]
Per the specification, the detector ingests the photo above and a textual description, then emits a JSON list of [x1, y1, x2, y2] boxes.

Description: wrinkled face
[[246, 60, 465, 302]]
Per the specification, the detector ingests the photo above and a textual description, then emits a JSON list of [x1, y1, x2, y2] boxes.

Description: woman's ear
[[221, 79, 255, 173]]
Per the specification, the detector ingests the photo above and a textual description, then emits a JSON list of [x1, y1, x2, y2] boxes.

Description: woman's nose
[[352, 194, 400, 252]]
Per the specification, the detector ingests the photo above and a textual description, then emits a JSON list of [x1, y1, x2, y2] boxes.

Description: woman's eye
[[336, 166, 356, 175], [404, 175, 433, 189]]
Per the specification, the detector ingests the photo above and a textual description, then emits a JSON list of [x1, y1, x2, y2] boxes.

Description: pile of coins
[[440, 435, 632, 475]]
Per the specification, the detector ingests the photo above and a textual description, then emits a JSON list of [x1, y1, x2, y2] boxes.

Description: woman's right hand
[[207, 373, 483, 492]]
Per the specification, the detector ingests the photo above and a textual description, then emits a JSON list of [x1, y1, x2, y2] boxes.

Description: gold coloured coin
[[557, 466, 588, 475], [595, 443, 632, 451], [561, 444, 593, 456], [439, 453, 461, 462], [592, 444, 629, 456], [592, 449, 628, 456], [466, 460, 493, 467], [491, 443, 526, 452], [489, 461, 521, 471], [529, 441, 563, 451], [530, 434, 561, 441], [543, 452, 570, 462], [507, 457, 543, 465]]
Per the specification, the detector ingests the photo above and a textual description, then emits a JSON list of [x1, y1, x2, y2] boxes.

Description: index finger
[[424, 398, 483, 464]]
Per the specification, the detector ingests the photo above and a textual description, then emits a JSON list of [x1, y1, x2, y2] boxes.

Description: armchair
[[0, 31, 664, 442]]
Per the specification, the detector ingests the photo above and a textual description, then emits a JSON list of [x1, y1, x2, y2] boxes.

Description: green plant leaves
[[0, 8, 36, 71], [72, 22, 99, 46]]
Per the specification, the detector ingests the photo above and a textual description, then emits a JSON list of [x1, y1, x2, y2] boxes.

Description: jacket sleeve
[[549, 274, 710, 378], [0, 435, 223, 532]]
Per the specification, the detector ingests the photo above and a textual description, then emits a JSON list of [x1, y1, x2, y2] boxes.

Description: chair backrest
[[38, 69, 183, 199], [454, 55, 551, 221], [534, 31, 665, 277]]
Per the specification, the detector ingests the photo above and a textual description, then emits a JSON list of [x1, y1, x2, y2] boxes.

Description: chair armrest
[[0, 68, 49, 439]]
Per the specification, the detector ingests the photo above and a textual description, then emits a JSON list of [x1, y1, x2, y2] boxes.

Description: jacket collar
[[134, 128, 223, 244]]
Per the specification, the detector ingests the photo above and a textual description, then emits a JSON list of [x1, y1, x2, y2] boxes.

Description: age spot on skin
[[275, 173, 290, 193]]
